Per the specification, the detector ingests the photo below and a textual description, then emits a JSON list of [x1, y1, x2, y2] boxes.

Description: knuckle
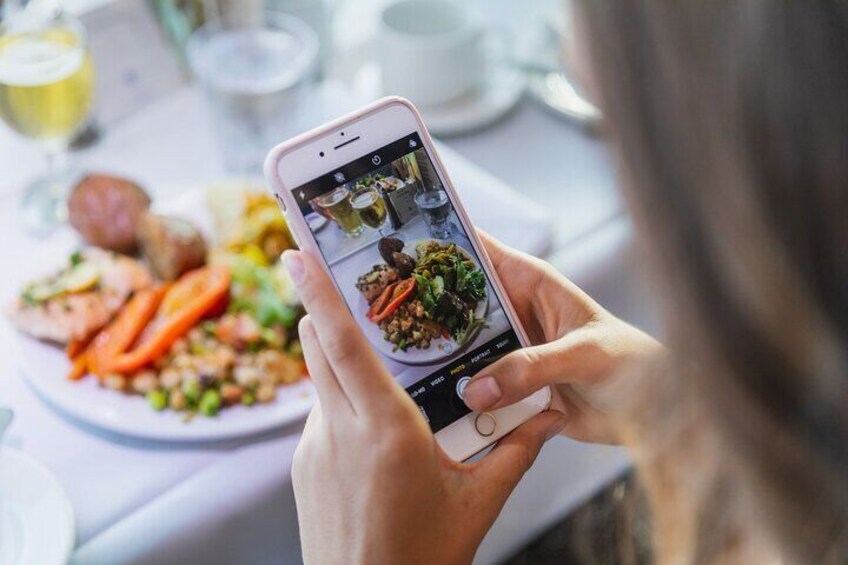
[[514, 442, 535, 474], [296, 277, 316, 305], [321, 332, 357, 365], [508, 349, 538, 391], [503, 439, 537, 480]]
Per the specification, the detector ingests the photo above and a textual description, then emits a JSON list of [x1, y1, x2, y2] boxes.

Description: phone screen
[[291, 132, 521, 432]]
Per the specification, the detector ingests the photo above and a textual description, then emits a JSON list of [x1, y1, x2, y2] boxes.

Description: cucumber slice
[[60, 262, 100, 294], [22, 261, 100, 304]]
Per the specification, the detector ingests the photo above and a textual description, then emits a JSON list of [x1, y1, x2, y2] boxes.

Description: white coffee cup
[[377, 0, 485, 107]]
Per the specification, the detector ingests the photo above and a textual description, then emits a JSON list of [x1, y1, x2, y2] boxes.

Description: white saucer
[[352, 62, 526, 137], [0, 449, 75, 565]]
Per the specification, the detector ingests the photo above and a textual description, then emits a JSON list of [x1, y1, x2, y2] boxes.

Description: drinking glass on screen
[[350, 187, 390, 236], [0, 5, 94, 232], [415, 188, 452, 239], [317, 186, 363, 238]]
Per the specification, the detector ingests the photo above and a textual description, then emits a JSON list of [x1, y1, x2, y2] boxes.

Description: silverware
[[513, 20, 604, 134], [0, 408, 13, 441], [527, 68, 603, 133]]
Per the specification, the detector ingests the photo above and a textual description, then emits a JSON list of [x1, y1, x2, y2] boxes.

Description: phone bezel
[[265, 97, 551, 461]]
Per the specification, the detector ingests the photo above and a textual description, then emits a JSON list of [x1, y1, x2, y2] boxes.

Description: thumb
[[463, 328, 604, 412], [472, 410, 566, 504]]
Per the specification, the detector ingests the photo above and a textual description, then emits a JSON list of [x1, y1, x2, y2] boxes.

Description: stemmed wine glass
[[0, 2, 95, 232], [350, 186, 391, 237]]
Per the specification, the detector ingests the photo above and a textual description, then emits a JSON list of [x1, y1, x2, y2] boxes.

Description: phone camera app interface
[[292, 133, 520, 432]]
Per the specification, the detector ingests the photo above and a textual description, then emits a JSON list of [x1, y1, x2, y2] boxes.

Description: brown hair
[[576, 2, 848, 562]]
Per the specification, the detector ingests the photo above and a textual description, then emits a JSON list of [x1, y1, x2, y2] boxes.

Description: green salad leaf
[[221, 253, 300, 328], [410, 244, 488, 343]]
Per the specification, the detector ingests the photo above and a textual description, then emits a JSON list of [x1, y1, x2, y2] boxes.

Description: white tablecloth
[[0, 86, 637, 564]]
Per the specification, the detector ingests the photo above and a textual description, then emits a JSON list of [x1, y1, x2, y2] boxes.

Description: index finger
[[283, 250, 399, 410]]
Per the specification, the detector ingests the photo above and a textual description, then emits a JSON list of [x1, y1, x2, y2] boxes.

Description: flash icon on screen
[[409, 139, 418, 148], [334, 172, 345, 183]]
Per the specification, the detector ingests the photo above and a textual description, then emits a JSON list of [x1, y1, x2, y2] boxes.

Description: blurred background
[[0, 0, 655, 563]]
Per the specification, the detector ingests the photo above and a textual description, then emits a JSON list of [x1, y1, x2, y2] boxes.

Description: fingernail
[[463, 376, 502, 410], [545, 414, 567, 441], [283, 251, 305, 284]]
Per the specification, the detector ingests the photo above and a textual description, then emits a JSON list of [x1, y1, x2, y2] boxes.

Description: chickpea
[[103, 373, 127, 391], [160, 368, 181, 389], [170, 338, 188, 355], [213, 346, 237, 369], [188, 327, 204, 344], [132, 371, 159, 394], [180, 368, 199, 385], [234, 364, 261, 387], [220, 383, 244, 405], [256, 383, 277, 404], [172, 353, 192, 370], [169, 389, 186, 411]]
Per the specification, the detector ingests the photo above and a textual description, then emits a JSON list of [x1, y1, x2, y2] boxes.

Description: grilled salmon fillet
[[7, 249, 153, 344]]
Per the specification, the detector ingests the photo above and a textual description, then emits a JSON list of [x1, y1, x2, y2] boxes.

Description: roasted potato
[[67, 174, 151, 253], [136, 212, 207, 280]]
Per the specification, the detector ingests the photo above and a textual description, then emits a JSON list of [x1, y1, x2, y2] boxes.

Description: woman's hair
[[576, 2, 848, 562]]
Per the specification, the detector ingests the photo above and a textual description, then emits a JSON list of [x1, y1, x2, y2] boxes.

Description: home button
[[474, 413, 497, 437]]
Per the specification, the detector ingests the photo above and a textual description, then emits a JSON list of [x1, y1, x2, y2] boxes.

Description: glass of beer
[[317, 187, 363, 238], [350, 187, 390, 235], [0, 6, 95, 232], [309, 196, 333, 221]]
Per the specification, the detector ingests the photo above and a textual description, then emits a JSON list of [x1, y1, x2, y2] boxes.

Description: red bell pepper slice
[[368, 278, 415, 323]]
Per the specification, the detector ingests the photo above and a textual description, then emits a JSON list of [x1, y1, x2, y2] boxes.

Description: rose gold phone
[[265, 97, 550, 461]]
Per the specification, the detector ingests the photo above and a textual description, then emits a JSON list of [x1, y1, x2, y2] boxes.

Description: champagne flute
[[0, 4, 95, 232]]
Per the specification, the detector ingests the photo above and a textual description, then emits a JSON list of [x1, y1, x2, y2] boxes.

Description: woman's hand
[[283, 250, 566, 565], [462, 231, 662, 445]]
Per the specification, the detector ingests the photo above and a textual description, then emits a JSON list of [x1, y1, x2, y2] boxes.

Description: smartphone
[[265, 97, 551, 461]]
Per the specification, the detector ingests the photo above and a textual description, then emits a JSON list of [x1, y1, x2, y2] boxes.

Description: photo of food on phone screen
[[292, 133, 521, 432]]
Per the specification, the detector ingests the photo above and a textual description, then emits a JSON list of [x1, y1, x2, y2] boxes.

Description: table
[[0, 87, 641, 565]]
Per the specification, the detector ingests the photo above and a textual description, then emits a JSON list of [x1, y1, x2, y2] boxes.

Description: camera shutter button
[[456, 376, 471, 399]]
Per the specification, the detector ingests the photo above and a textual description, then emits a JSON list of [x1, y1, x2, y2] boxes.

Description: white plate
[[353, 240, 488, 366], [13, 184, 317, 442], [0, 449, 75, 565]]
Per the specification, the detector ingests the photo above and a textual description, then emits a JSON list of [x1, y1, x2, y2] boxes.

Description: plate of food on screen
[[354, 237, 489, 364]]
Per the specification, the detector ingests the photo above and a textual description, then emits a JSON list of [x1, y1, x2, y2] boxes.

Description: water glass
[[186, 11, 318, 174], [414, 189, 452, 239]]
